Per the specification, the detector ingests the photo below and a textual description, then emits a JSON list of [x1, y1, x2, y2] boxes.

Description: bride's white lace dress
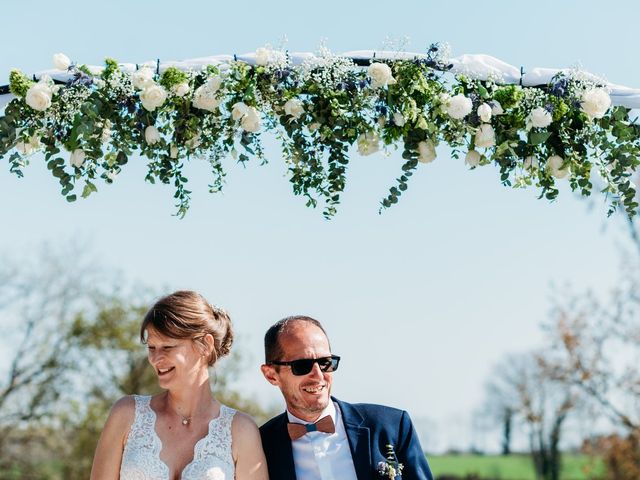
[[120, 395, 236, 480]]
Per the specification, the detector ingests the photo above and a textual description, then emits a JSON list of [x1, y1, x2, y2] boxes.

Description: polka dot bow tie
[[287, 415, 336, 440]]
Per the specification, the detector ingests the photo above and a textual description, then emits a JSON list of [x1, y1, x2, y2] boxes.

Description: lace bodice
[[120, 395, 236, 480]]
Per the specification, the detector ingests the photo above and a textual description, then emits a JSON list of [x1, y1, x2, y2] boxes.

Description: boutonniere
[[377, 444, 404, 479]]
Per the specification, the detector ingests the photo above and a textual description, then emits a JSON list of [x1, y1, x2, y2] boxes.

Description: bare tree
[[483, 352, 578, 480]]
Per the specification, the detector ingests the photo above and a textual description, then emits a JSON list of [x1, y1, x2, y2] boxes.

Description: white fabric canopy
[[2, 51, 640, 110]]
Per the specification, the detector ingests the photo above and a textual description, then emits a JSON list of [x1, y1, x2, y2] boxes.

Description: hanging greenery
[[0, 44, 638, 218]]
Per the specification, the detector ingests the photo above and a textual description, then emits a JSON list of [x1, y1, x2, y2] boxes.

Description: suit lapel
[[269, 413, 297, 480], [335, 398, 372, 479]]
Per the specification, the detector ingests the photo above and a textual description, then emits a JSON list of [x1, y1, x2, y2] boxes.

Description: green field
[[429, 454, 605, 480]]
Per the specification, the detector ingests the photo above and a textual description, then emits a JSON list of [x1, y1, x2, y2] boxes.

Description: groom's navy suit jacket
[[259, 397, 433, 479]]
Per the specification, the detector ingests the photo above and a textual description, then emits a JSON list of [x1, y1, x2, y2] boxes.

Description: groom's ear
[[261, 364, 280, 386]]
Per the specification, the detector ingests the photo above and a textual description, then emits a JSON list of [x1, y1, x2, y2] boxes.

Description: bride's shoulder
[[107, 396, 137, 427], [230, 410, 260, 439]]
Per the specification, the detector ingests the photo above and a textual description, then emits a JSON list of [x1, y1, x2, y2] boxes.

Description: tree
[[482, 352, 578, 480]]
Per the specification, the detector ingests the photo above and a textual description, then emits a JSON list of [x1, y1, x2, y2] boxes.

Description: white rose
[[240, 107, 261, 133], [16, 135, 41, 155], [368, 63, 396, 88], [393, 111, 406, 127], [205, 76, 223, 93], [145, 126, 161, 145], [70, 149, 86, 168], [231, 102, 249, 121], [173, 82, 190, 97], [131, 67, 155, 89], [25, 83, 53, 111], [491, 101, 504, 115], [475, 124, 496, 148], [465, 149, 481, 167], [140, 84, 167, 111], [523, 156, 539, 170], [53, 53, 71, 71], [186, 133, 201, 149], [527, 107, 552, 129], [283, 98, 304, 119], [255, 47, 271, 66], [477, 103, 492, 123], [357, 131, 380, 156], [417, 140, 436, 163], [193, 86, 221, 112], [445, 94, 473, 120], [547, 155, 569, 178], [170, 145, 179, 159], [581, 88, 611, 119]]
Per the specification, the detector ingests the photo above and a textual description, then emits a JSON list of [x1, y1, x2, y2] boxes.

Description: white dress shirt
[[287, 401, 359, 480]]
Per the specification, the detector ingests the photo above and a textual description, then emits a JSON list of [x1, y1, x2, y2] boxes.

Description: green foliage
[[8, 69, 32, 97], [493, 85, 523, 109], [159, 66, 188, 89]]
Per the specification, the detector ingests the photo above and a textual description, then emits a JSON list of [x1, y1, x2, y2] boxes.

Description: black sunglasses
[[268, 355, 341, 376]]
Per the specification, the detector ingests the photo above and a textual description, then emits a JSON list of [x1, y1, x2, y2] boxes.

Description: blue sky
[[1, 0, 637, 452]]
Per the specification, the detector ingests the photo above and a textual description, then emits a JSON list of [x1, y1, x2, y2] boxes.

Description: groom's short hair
[[264, 315, 329, 363]]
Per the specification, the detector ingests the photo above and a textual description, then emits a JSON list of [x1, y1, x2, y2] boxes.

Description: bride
[[90, 290, 268, 480]]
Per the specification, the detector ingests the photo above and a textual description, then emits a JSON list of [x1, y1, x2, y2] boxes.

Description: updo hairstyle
[[140, 290, 233, 366]]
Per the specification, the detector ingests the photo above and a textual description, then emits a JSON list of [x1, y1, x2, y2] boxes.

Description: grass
[[428, 453, 605, 480]]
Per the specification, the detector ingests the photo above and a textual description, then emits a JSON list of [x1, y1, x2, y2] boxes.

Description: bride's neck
[[165, 380, 215, 417]]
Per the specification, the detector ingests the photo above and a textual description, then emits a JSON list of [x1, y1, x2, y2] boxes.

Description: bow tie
[[287, 415, 336, 440]]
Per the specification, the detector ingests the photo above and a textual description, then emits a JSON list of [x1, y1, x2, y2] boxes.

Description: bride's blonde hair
[[140, 290, 233, 366]]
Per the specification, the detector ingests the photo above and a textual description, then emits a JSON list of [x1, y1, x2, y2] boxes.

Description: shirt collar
[[286, 400, 336, 425]]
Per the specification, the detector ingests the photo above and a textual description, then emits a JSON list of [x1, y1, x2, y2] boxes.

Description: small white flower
[[357, 131, 380, 156], [145, 126, 161, 145], [70, 149, 86, 168], [231, 102, 249, 121], [240, 107, 261, 133], [283, 98, 305, 119], [418, 139, 436, 163], [131, 67, 155, 89], [205, 466, 226, 480], [25, 83, 53, 111], [490, 101, 504, 115], [547, 155, 569, 178], [140, 84, 167, 111], [205, 76, 223, 93], [368, 63, 396, 88], [445, 94, 473, 120], [255, 47, 271, 66], [527, 107, 552, 130], [393, 111, 406, 127], [193, 85, 221, 112], [170, 145, 179, 159], [53, 53, 71, 71], [101, 121, 112, 143], [475, 124, 496, 148], [186, 133, 202, 149], [523, 156, 539, 171], [465, 149, 481, 167], [173, 82, 190, 97], [477, 103, 492, 123], [581, 88, 611, 119], [106, 170, 118, 181]]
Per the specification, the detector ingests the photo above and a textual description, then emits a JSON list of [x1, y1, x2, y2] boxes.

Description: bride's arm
[[232, 412, 269, 480], [90, 396, 135, 480]]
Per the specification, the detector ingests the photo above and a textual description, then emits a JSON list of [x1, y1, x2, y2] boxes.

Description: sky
[[0, 0, 638, 453]]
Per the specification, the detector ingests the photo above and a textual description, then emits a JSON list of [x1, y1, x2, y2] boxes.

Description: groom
[[259, 315, 433, 479]]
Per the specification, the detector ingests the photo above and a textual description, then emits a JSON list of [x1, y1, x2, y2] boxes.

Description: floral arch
[[1, 44, 639, 218]]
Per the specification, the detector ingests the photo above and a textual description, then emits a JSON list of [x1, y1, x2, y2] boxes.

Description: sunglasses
[[268, 355, 341, 376]]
